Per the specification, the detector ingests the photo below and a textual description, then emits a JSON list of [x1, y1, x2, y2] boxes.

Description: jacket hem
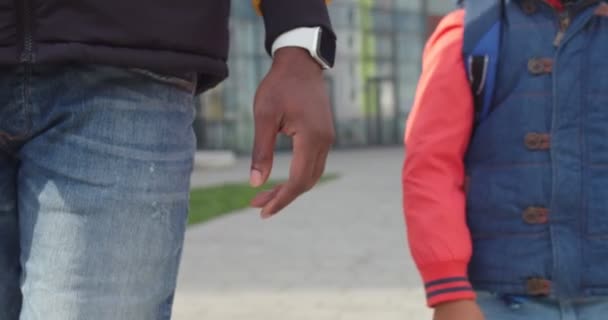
[[35, 42, 229, 93]]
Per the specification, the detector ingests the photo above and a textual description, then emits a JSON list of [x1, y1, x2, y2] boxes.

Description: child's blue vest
[[463, 0, 608, 298]]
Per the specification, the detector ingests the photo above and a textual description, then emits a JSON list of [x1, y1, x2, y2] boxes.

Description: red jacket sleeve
[[402, 10, 476, 307]]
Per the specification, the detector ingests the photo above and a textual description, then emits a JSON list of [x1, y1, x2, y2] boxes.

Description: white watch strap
[[271, 27, 320, 58]]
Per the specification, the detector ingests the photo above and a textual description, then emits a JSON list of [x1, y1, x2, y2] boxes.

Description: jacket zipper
[[20, 0, 33, 62]]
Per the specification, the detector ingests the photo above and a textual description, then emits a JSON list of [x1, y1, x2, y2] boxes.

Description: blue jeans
[[478, 292, 608, 320], [0, 65, 197, 319]]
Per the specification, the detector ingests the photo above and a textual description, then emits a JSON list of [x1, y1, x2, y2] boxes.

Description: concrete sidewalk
[[173, 148, 432, 320]]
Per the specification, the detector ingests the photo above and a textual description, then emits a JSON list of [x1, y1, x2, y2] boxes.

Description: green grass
[[188, 174, 338, 226]]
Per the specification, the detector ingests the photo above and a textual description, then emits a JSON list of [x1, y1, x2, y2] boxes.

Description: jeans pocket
[[477, 292, 527, 316], [128, 68, 198, 95], [477, 291, 562, 320]]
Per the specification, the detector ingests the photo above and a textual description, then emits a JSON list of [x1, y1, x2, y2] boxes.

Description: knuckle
[[253, 103, 278, 122], [310, 127, 335, 145], [292, 180, 314, 193], [254, 109, 275, 122], [325, 130, 336, 144], [287, 182, 306, 194]]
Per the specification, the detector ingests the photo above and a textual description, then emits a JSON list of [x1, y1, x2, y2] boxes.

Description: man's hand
[[433, 300, 485, 320], [249, 47, 335, 219]]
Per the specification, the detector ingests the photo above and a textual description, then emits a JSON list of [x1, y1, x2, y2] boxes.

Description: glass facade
[[194, 0, 453, 153]]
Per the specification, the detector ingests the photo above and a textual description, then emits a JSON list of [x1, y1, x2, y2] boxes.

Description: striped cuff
[[425, 277, 475, 306], [419, 261, 475, 307]]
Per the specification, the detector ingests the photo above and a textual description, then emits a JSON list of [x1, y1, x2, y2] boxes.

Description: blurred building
[[194, 0, 453, 153]]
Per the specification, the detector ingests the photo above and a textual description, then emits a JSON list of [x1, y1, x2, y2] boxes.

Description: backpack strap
[[462, 0, 505, 123]]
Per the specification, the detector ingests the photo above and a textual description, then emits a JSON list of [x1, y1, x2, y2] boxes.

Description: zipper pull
[[553, 12, 571, 47]]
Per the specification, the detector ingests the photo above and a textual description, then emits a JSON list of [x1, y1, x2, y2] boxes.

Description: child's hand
[[433, 300, 485, 320]]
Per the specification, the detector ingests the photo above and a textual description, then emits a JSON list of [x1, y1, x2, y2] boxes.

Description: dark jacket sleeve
[[259, 0, 336, 55]]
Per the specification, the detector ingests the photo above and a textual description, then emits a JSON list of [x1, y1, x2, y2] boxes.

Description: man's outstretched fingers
[[312, 146, 330, 184], [261, 184, 303, 218], [261, 136, 317, 217], [250, 105, 279, 187], [251, 185, 282, 208]]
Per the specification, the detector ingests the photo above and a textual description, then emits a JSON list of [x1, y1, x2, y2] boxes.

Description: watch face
[[317, 28, 336, 68]]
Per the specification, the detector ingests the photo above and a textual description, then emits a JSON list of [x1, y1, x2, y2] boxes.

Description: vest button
[[524, 133, 541, 149], [521, 0, 538, 15], [526, 278, 551, 296], [523, 207, 549, 224], [528, 58, 553, 75], [524, 133, 551, 150]]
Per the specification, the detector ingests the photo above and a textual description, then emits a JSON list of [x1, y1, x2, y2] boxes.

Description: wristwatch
[[271, 27, 336, 69]]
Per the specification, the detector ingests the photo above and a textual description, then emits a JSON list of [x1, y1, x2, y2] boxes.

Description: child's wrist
[[434, 298, 476, 309], [434, 299, 485, 320]]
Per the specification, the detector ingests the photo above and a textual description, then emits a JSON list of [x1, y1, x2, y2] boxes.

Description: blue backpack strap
[[462, 0, 504, 123]]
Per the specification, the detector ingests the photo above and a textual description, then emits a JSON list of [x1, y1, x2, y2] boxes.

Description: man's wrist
[[434, 298, 477, 309], [272, 48, 323, 74]]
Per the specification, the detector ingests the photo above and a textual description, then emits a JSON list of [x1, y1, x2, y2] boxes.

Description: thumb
[[250, 106, 278, 187]]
